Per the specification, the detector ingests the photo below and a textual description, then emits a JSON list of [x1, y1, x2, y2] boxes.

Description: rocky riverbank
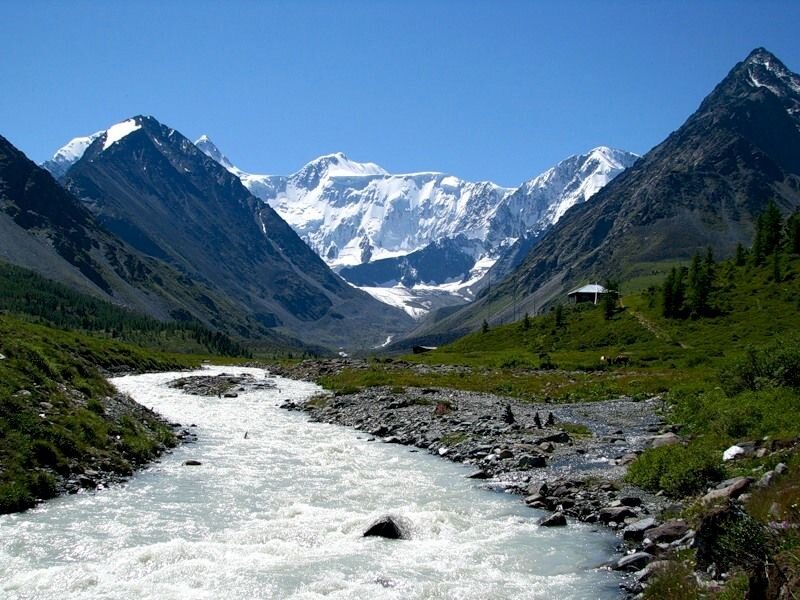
[[273, 378, 700, 595], [49, 391, 196, 498], [170, 367, 704, 595]]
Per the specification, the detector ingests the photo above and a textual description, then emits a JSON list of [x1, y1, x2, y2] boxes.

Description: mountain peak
[[290, 152, 387, 187], [745, 47, 776, 65], [741, 47, 800, 98], [195, 135, 237, 171], [41, 130, 104, 178], [307, 152, 387, 176], [101, 118, 143, 151]]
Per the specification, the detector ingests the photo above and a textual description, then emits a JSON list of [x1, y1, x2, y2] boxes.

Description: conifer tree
[[753, 201, 783, 265], [772, 250, 782, 282], [785, 211, 800, 255], [602, 279, 619, 320], [734, 242, 747, 266], [554, 304, 565, 328], [662, 268, 677, 318]]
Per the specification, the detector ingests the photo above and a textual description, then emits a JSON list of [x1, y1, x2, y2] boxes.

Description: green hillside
[[0, 315, 204, 513], [0, 260, 251, 357]]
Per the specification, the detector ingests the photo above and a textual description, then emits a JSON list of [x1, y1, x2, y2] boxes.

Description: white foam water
[[0, 366, 621, 599]]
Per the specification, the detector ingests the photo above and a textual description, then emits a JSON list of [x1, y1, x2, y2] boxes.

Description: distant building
[[567, 283, 610, 304], [412, 345, 438, 354]]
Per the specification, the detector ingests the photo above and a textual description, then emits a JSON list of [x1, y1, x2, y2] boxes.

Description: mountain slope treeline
[[402, 47, 800, 348]]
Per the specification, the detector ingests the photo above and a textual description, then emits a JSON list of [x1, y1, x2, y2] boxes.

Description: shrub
[[643, 560, 700, 600], [559, 422, 591, 437], [31, 439, 64, 470], [87, 397, 105, 415], [627, 442, 723, 497], [720, 338, 800, 395], [0, 480, 33, 513]]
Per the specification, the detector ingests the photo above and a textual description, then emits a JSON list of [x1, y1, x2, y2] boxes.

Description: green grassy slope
[[0, 260, 252, 357], [0, 315, 203, 513]]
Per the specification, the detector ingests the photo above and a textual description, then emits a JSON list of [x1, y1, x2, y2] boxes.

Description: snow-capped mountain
[[41, 130, 103, 178], [42, 119, 150, 179], [196, 137, 636, 316], [57, 115, 412, 350], [44, 129, 635, 319], [487, 147, 639, 242]]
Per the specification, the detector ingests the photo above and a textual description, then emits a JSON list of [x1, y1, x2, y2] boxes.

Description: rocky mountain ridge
[[404, 47, 800, 346], [45, 115, 412, 350]]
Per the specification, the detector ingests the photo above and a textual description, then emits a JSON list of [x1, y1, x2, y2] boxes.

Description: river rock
[[622, 517, 658, 541], [613, 552, 653, 571], [527, 481, 548, 496], [695, 503, 766, 575], [183, 460, 202, 466], [517, 455, 546, 469], [645, 520, 688, 544], [538, 512, 567, 527], [598, 506, 636, 524], [363, 516, 409, 540], [649, 432, 680, 448], [467, 469, 492, 479], [722, 444, 745, 461], [702, 476, 752, 504], [619, 496, 642, 507], [537, 431, 571, 445]]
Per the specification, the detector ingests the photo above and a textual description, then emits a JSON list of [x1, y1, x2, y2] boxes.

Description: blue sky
[[1, 1, 799, 186]]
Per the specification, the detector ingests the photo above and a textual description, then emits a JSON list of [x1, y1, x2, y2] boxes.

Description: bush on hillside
[[627, 442, 723, 497], [720, 338, 800, 395]]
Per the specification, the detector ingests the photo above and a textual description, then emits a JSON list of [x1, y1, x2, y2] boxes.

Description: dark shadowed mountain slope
[[64, 116, 413, 350], [0, 133, 304, 350], [401, 48, 800, 347]]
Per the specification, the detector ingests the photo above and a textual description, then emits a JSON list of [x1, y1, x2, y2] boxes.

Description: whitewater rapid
[[0, 366, 621, 599]]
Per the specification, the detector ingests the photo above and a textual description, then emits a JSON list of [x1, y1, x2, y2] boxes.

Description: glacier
[[196, 137, 637, 316]]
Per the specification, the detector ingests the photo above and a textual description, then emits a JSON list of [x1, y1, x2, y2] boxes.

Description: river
[[0, 366, 621, 599]]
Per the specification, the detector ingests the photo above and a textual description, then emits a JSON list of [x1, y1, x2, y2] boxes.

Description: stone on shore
[[517, 455, 546, 469], [649, 432, 680, 448], [701, 476, 752, 504], [622, 517, 658, 541], [644, 520, 688, 544], [598, 506, 637, 524], [613, 552, 653, 571]]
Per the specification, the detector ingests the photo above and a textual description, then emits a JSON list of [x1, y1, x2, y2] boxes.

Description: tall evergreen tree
[[734, 242, 747, 266], [753, 201, 784, 266], [686, 249, 714, 317], [662, 266, 688, 318], [554, 304, 565, 328], [602, 278, 619, 320], [772, 250, 782, 282], [786, 211, 800, 255]]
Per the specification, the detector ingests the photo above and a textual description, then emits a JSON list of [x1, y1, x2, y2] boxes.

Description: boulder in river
[[538, 512, 567, 527], [183, 460, 202, 466], [363, 515, 409, 540]]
